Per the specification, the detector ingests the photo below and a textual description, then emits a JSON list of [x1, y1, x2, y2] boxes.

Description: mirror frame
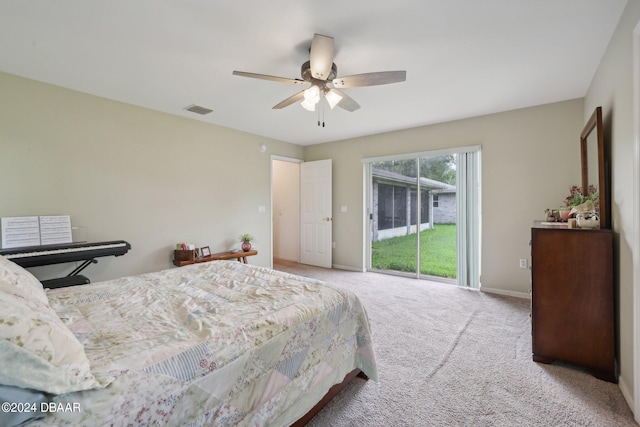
[[580, 106, 608, 228]]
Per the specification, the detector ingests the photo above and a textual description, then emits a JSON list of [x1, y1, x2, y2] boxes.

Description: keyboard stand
[[43, 258, 98, 289], [68, 258, 99, 276], [41, 275, 90, 289]]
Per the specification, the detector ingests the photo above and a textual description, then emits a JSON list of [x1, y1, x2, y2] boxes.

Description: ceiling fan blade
[[232, 71, 305, 85], [309, 34, 335, 80], [333, 71, 407, 88], [272, 90, 305, 109], [330, 89, 360, 112]]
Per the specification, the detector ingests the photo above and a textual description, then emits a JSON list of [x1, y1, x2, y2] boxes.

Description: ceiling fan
[[232, 34, 406, 113]]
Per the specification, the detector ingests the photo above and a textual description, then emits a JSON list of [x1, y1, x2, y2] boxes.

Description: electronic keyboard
[[0, 240, 131, 268]]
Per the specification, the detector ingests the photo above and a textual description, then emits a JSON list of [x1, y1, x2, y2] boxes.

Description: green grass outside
[[371, 224, 457, 278]]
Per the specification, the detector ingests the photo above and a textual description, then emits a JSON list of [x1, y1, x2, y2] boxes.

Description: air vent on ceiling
[[184, 104, 213, 115]]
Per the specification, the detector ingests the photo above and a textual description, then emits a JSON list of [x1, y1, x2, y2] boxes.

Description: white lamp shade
[[325, 90, 343, 109], [301, 99, 316, 111], [303, 86, 320, 103]]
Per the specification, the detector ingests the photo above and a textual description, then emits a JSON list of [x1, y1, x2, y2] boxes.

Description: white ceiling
[[0, 1, 627, 146]]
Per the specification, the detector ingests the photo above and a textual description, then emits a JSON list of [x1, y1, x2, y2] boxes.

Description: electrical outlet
[[519, 259, 528, 269]]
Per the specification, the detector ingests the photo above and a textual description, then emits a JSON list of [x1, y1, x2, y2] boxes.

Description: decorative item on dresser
[[530, 222, 615, 382]]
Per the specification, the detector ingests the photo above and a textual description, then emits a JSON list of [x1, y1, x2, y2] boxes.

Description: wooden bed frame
[[291, 369, 368, 426]]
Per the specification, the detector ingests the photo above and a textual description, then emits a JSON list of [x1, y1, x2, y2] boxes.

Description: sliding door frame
[[362, 145, 481, 285]]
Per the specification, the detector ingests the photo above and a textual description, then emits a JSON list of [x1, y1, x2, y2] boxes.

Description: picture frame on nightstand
[[200, 246, 211, 257]]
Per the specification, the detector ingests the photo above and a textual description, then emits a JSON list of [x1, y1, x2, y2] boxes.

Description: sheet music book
[[1, 215, 74, 248], [1, 216, 41, 249], [39, 215, 72, 245]]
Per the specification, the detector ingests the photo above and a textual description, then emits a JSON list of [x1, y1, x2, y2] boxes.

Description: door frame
[[270, 156, 333, 270], [270, 155, 302, 269]]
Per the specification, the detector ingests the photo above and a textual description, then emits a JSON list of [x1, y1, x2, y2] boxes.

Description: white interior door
[[300, 159, 332, 268]]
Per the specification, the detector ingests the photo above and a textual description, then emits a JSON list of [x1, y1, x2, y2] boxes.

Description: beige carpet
[[273, 260, 637, 427]]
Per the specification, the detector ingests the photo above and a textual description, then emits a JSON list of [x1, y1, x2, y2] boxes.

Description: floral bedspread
[[32, 261, 377, 426]]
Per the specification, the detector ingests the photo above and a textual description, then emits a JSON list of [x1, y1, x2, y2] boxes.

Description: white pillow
[[0, 280, 101, 394], [0, 255, 48, 304]]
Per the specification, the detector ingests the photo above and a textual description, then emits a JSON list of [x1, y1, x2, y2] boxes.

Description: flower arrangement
[[240, 234, 253, 252], [564, 185, 599, 208]]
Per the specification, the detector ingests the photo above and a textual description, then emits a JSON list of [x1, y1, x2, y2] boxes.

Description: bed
[[0, 256, 377, 426]]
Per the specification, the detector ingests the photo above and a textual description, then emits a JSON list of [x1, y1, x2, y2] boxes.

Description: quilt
[[29, 261, 377, 426]]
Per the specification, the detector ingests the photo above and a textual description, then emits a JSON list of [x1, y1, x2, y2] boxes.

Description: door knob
[[323, 217, 333, 221]]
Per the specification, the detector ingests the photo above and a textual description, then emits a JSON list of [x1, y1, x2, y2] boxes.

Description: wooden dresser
[[530, 222, 616, 383]]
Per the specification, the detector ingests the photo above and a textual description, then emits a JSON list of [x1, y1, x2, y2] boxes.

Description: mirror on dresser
[[580, 106, 609, 228]]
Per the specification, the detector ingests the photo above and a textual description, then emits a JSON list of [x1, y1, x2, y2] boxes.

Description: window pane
[[421, 190, 430, 224], [377, 183, 393, 230], [394, 186, 407, 227], [410, 189, 417, 225]]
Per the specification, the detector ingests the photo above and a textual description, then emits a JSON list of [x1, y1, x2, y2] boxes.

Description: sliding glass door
[[370, 158, 418, 275], [366, 147, 480, 287]]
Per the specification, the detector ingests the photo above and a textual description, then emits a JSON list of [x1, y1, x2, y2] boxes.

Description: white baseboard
[[273, 256, 298, 262], [332, 264, 365, 272], [480, 286, 530, 300], [618, 375, 635, 415]]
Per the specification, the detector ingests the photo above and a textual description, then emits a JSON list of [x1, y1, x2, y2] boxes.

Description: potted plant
[[558, 206, 571, 221], [563, 185, 599, 216], [240, 234, 253, 252]]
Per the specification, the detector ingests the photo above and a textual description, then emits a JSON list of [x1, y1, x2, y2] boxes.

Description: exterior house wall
[[372, 176, 456, 241], [433, 193, 456, 224]]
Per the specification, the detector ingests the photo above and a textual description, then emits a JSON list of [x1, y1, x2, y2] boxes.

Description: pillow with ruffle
[[0, 255, 48, 304], [0, 281, 101, 394]]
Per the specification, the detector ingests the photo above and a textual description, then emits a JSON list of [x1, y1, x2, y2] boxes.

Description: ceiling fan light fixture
[[325, 90, 343, 109], [303, 85, 320, 103], [301, 85, 321, 111], [301, 99, 316, 111]]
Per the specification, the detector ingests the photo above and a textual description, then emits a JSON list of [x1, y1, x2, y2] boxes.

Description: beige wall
[[0, 71, 303, 281], [584, 0, 640, 411], [303, 98, 585, 295], [1, 71, 584, 295]]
